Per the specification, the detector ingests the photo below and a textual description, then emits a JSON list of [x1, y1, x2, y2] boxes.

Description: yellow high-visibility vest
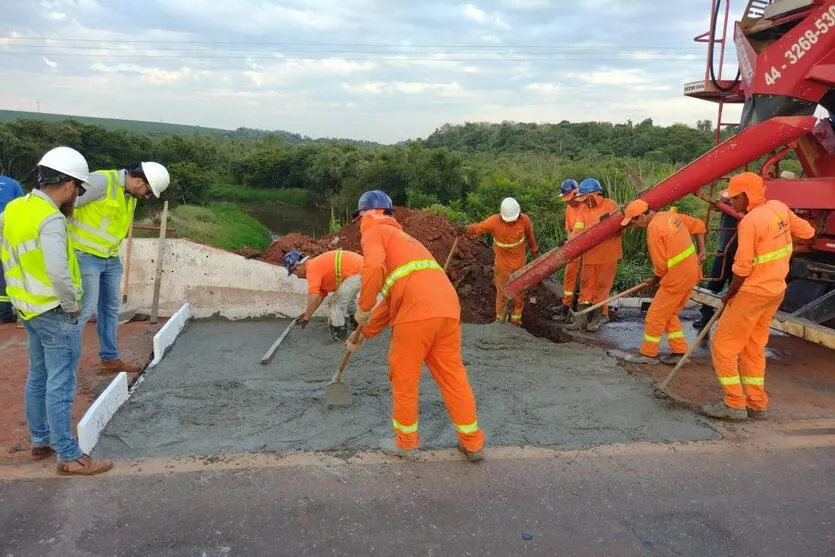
[[0, 194, 82, 320], [69, 170, 137, 258]]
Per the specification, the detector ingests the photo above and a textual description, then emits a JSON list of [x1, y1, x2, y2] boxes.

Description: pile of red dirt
[[256, 207, 565, 338]]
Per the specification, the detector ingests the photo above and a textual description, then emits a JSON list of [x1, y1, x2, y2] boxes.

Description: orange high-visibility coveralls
[[304, 249, 363, 297], [467, 213, 538, 323], [578, 195, 621, 316], [639, 211, 706, 357], [359, 213, 484, 453], [562, 204, 585, 307], [711, 200, 815, 411]]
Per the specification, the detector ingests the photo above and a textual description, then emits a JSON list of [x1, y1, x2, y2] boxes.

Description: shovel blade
[[324, 381, 353, 407]]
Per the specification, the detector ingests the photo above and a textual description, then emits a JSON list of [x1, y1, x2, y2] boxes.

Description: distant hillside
[[0, 109, 382, 146]]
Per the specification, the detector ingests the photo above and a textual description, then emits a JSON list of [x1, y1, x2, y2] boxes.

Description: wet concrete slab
[[94, 320, 718, 459]]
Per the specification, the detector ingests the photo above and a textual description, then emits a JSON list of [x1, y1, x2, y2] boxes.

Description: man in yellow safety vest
[[0, 146, 112, 475], [71, 162, 170, 374]]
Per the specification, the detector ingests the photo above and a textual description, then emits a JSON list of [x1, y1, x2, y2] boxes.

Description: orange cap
[[720, 171, 764, 200], [620, 199, 649, 226]]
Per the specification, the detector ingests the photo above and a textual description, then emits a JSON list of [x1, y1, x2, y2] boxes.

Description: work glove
[[345, 333, 366, 353], [454, 224, 469, 236], [296, 314, 309, 329], [646, 276, 661, 288], [354, 308, 372, 327]]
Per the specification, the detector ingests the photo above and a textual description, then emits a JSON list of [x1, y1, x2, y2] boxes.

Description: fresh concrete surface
[[1, 446, 833, 556], [94, 320, 717, 459]]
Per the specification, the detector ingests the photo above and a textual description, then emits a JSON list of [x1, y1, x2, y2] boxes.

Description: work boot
[[692, 309, 714, 330], [585, 308, 602, 332], [660, 353, 686, 366], [56, 454, 113, 476], [330, 325, 347, 341], [747, 408, 768, 420], [100, 359, 141, 374], [379, 437, 419, 461], [31, 445, 54, 461], [509, 317, 522, 327], [624, 353, 660, 365], [600, 315, 610, 325], [458, 443, 484, 463], [700, 401, 748, 421]]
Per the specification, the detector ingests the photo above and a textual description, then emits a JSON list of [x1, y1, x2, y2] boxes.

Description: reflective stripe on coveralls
[[380, 259, 443, 297], [752, 244, 792, 266], [494, 238, 525, 249], [334, 249, 343, 288], [667, 244, 695, 269]]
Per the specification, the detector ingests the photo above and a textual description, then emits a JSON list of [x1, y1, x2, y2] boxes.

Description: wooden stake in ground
[[150, 201, 169, 324]]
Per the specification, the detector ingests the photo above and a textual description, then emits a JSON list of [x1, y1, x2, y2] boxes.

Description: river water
[[239, 202, 332, 239]]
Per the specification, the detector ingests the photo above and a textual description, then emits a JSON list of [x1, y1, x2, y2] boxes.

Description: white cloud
[[43, 57, 58, 69], [464, 4, 487, 22], [525, 82, 560, 94], [342, 81, 465, 97], [46, 11, 67, 21]]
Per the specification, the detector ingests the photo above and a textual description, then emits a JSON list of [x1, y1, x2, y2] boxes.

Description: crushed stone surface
[[95, 320, 718, 459]]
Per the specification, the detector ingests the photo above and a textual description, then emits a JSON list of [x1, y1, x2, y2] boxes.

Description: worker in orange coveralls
[[559, 179, 584, 323], [283, 249, 364, 341], [702, 172, 815, 421], [620, 200, 706, 365], [456, 197, 538, 325], [567, 178, 622, 332], [345, 190, 485, 462]]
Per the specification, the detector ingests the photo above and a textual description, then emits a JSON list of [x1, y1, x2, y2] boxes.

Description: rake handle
[[657, 304, 725, 391], [572, 279, 654, 318], [444, 236, 462, 272]]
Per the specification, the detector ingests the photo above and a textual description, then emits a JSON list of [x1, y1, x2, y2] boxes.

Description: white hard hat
[[141, 161, 170, 198], [38, 146, 89, 182], [500, 197, 521, 222]]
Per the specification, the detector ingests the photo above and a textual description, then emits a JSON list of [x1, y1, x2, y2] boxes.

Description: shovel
[[325, 327, 363, 407], [653, 304, 725, 405]]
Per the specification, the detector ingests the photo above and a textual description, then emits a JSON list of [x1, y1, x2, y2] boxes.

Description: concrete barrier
[[120, 238, 325, 320]]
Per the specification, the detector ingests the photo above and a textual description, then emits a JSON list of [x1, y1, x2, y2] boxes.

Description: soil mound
[[255, 207, 564, 337]]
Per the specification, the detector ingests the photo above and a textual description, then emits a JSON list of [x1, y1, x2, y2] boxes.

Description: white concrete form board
[[76, 302, 193, 454]]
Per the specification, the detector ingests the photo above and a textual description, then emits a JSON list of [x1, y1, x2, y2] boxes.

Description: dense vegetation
[[0, 115, 772, 287]]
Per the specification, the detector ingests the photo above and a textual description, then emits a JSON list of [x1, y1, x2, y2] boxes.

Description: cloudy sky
[[0, 0, 745, 143]]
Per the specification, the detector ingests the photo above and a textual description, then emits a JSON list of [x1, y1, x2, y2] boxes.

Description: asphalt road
[[1, 445, 833, 557]]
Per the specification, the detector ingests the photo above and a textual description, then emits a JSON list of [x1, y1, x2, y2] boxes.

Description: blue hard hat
[[352, 189, 393, 221], [578, 178, 602, 196], [560, 179, 579, 196], [283, 250, 308, 273]]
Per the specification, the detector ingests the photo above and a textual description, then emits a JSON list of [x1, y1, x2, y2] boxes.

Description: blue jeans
[[76, 251, 123, 362], [22, 308, 84, 462]]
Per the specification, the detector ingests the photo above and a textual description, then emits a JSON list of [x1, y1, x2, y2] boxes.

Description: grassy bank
[[207, 185, 310, 206], [153, 203, 272, 251]]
